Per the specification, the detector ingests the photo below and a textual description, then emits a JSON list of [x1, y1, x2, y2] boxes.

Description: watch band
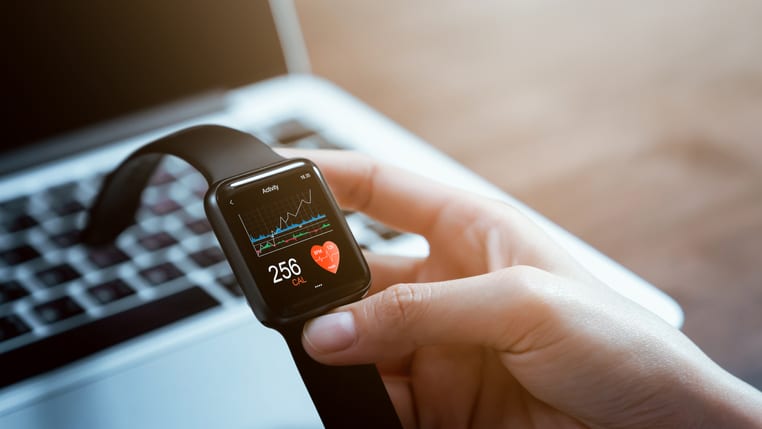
[[282, 323, 403, 429], [82, 125, 403, 428], [82, 125, 284, 245]]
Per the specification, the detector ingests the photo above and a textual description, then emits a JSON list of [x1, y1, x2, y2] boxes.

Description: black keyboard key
[[193, 188, 207, 199], [51, 200, 86, 216], [268, 119, 317, 144], [36, 263, 81, 288], [46, 182, 78, 200], [149, 199, 181, 215], [367, 222, 402, 240], [0, 244, 41, 265], [0, 315, 31, 342], [0, 287, 218, 388], [88, 245, 130, 268], [50, 229, 81, 247], [189, 247, 226, 268], [138, 231, 177, 251], [217, 274, 243, 297], [0, 196, 30, 214], [140, 262, 184, 286], [185, 218, 212, 234], [88, 279, 135, 305], [34, 296, 85, 324], [0, 280, 30, 305], [4, 214, 38, 233], [148, 170, 176, 186], [288, 134, 342, 150]]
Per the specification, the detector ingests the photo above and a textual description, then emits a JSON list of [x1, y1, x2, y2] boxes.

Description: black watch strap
[[82, 125, 284, 245], [83, 125, 403, 428], [281, 323, 403, 428]]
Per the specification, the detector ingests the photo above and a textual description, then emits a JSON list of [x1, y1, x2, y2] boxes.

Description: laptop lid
[[1, 0, 307, 176]]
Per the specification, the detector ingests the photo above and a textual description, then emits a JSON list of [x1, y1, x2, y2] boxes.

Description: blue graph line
[[249, 214, 327, 243]]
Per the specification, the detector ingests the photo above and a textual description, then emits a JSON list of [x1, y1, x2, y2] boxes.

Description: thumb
[[302, 266, 564, 365]]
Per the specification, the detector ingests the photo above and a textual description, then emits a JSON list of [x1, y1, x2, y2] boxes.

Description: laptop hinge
[[0, 91, 228, 177]]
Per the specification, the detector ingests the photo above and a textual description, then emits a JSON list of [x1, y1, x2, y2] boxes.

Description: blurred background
[[294, 0, 762, 388]]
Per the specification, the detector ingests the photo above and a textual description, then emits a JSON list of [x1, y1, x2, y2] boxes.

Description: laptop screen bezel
[[0, 0, 310, 177]]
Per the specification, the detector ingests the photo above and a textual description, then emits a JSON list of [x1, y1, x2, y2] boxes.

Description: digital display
[[217, 160, 370, 317]]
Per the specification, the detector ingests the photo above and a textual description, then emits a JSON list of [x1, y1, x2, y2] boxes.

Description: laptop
[[0, 1, 683, 428]]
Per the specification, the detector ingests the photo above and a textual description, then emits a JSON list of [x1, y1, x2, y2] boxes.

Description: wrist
[[652, 346, 762, 429], [692, 364, 762, 428], [592, 335, 762, 429]]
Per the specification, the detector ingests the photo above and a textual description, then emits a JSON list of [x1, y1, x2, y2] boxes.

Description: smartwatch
[[82, 125, 402, 428]]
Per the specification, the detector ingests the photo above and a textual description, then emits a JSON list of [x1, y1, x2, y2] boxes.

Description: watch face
[[215, 159, 370, 319]]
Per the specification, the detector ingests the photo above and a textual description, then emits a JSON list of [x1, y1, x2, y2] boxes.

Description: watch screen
[[217, 159, 370, 317]]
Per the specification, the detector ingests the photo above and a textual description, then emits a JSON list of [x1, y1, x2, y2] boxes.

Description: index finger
[[277, 149, 594, 281], [278, 149, 473, 237]]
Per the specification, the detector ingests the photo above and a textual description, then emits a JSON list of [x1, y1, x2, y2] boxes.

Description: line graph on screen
[[239, 189, 333, 257]]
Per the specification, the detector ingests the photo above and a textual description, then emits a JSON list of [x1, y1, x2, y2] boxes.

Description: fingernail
[[303, 311, 357, 353]]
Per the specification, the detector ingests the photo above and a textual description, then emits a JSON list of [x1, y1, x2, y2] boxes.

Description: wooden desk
[[295, 0, 762, 389]]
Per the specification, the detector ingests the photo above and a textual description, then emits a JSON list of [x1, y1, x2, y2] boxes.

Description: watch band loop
[[82, 125, 283, 245]]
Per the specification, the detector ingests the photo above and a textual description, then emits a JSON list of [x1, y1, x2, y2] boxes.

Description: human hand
[[285, 150, 762, 428]]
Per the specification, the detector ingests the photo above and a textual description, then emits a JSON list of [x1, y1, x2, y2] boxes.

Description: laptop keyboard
[[0, 121, 406, 388]]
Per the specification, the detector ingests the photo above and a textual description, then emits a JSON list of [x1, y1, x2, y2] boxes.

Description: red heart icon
[[310, 241, 340, 274]]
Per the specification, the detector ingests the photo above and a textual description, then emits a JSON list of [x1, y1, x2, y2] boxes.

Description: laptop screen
[[2, 1, 287, 168]]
